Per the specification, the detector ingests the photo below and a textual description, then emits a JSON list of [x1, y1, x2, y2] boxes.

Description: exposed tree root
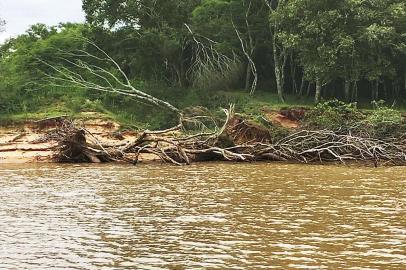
[[50, 120, 120, 163], [48, 108, 406, 166]]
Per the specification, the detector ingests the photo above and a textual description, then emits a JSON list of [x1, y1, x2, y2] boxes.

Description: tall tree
[[267, 0, 290, 102], [83, 0, 201, 87], [191, 0, 270, 92]]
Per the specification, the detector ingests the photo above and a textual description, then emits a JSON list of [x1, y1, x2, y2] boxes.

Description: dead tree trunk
[[50, 113, 406, 167]]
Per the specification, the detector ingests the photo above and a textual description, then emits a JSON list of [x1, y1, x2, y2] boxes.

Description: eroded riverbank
[[0, 117, 159, 164], [2, 104, 406, 166]]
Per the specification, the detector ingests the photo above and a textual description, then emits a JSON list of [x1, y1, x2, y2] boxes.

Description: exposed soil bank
[[0, 108, 303, 164], [0, 117, 159, 164], [3, 105, 404, 167]]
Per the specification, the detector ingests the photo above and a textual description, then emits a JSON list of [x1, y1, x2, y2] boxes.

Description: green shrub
[[269, 124, 291, 142], [197, 90, 251, 110], [304, 99, 364, 131], [81, 99, 106, 112], [65, 97, 84, 113], [364, 101, 404, 138]]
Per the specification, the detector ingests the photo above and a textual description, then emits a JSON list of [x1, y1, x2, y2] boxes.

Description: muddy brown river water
[[0, 163, 405, 269]]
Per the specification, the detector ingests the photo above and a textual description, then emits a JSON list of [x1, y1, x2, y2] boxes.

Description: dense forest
[[0, 0, 405, 125]]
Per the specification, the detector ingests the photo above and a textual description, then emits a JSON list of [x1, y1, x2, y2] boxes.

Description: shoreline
[[0, 117, 162, 164], [0, 156, 392, 168], [0, 114, 403, 168]]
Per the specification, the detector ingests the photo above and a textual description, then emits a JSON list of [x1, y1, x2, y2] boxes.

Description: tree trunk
[[315, 78, 322, 104], [299, 75, 306, 96], [373, 79, 379, 101], [404, 70, 406, 96], [273, 36, 285, 103], [245, 62, 252, 91], [307, 82, 312, 96], [392, 80, 399, 103], [290, 54, 297, 94], [352, 81, 358, 102], [344, 79, 351, 102], [232, 20, 257, 95], [275, 67, 284, 102], [274, 62, 285, 102]]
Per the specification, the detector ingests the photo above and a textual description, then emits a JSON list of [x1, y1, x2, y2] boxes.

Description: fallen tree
[[47, 107, 406, 167], [40, 41, 406, 167]]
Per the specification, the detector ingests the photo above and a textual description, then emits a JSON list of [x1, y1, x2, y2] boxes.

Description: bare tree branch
[[232, 18, 258, 96], [185, 24, 241, 89], [39, 40, 181, 115]]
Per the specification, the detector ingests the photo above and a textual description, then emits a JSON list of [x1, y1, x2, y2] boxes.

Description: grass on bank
[[0, 88, 315, 128], [1, 87, 405, 130]]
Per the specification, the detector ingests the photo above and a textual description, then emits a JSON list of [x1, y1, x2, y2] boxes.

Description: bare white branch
[[39, 41, 181, 115]]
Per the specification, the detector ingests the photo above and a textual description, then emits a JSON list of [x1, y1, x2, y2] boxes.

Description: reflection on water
[[0, 163, 405, 269]]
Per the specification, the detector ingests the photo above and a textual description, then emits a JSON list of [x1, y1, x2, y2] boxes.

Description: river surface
[[0, 163, 405, 269]]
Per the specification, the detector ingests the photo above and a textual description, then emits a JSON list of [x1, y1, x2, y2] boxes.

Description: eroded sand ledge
[[0, 109, 304, 164], [0, 117, 159, 164]]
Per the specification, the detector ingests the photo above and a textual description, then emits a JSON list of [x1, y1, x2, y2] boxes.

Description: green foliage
[[65, 98, 106, 114], [304, 100, 364, 131], [0, 23, 88, 114], [1, 0, 406, 132], [369, 101, 402, 125], [193, 90, 250, 111], [303, 99, 406, 139], [364, 101, 404, 137], [273, 0, 406, 100]]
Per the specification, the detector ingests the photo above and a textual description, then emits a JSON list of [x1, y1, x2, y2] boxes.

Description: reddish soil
[[262, 107, 307, 129]]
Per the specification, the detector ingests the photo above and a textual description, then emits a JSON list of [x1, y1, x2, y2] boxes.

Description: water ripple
[[0, 163, 405, 269]]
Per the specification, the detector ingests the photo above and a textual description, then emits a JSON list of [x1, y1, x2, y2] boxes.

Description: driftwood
[[48, 107, 406, 166]]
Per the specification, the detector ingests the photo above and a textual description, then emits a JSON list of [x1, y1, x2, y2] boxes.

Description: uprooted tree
[[47, 108, 406, 166], [42, 40, 406, 166]]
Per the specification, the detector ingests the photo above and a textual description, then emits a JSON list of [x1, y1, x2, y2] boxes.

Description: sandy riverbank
[[0, 117, 160, 164], [0, 109, 302, 164]]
